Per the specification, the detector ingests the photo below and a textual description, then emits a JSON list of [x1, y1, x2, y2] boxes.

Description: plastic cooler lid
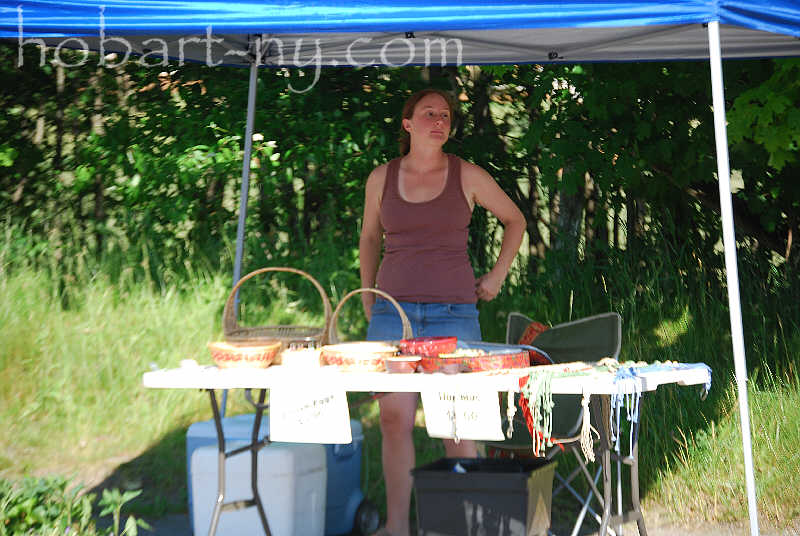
[[187, 414, 365, 443], [191, 440, 327, 476], [186, 413, 271, 439]]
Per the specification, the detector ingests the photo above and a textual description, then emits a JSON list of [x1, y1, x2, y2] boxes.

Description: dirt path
[[142, 508, 800, 536]]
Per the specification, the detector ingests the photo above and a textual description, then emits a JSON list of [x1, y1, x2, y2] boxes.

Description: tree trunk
[[258, 175, 277, 242], [613, 187, 622, 250], [281, 176, 298, 248], [625, 193, 647, 255], [90, 69, 105, 255], [526, 164, 546, 274], [550, 185, 559, 252], [584, 172, 596, 248], [54, 64, 65, 171], [193, 167, 224, 243], [551, 166, 584, 281], [94, 173, 105, 253], [553, 176, 583, 259], [590, 179, 610, 266], [462, 66, 501, 273]]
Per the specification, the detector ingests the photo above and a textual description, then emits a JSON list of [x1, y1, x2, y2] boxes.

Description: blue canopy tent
[[4, 2, 800, 534]]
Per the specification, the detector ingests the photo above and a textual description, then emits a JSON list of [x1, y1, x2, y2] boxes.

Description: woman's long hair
[[398, 88, 455, 155]]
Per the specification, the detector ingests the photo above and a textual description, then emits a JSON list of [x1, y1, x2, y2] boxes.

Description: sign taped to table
[[269, 378, 352, 444], [421, 389, 504, 441]]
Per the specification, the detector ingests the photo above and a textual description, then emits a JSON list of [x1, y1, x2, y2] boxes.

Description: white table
[[143, 362, 711, 536], [143, 361, 710, 394]]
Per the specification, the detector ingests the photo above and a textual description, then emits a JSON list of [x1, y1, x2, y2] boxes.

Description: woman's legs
[[378, 392, 419, 536], [368, 299, 482, 534], [443, 438, 478, 458]]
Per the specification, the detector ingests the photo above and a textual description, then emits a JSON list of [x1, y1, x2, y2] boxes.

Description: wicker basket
[[208, 340, 282, 369], [321, 288, 413, 372], [327, 288, 413, 344], [222, 267, 333, 349]]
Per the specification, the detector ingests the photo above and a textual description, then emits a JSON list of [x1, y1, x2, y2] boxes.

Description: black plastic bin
[[411, 457, 555, 536]]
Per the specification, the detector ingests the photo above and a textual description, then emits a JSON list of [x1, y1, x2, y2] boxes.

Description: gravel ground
[[143, 509, 800, 536]]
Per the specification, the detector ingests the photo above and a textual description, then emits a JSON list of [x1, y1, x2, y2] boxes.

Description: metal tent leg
[[223, 58, 260, 418], [707, 20, 760, 536]]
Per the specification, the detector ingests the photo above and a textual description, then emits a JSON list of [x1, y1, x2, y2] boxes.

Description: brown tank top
[[375, 153, 477, 303]]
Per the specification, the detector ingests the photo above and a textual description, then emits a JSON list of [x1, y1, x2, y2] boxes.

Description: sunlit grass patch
[[649, 376, 800, 526], [653, 305, 692, 348], [0, 267, 261, 512]]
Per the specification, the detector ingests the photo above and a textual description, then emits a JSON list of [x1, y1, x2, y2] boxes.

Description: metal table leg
[[594, 395, 613, 536], [599, 439, 613, 536], [205, 388, 272, 536], [246, 389, 271, 534], [596, 394, 649, 536], [629, 423, 648, 536]]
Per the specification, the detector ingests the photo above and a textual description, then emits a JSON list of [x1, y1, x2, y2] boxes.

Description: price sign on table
[[421, 390, 504, 441], [269, 375, 352, 444]]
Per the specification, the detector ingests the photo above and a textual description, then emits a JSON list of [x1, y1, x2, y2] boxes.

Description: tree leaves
[[1, 43, 798, 285], [728, 59, 800, 172]]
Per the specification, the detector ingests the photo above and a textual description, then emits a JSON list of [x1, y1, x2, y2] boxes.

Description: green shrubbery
[[0, 476, 148, 536]]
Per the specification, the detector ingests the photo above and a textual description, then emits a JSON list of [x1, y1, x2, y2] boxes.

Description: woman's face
[[403, 93, 451, 146]]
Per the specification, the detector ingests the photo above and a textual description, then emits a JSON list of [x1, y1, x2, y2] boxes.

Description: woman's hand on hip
[[475, 272, 503, 301], [361, 292, 376, 321]]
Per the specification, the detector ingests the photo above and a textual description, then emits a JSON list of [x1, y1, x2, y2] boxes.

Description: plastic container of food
[[439, 356, 463, 375], [419, 356, 441, 373], [438, 349, 529, 372], [399, 336, 457, 357], [418, 355, 464, 374], [465, 350, 529, 372], [385, 355, 421, 374]]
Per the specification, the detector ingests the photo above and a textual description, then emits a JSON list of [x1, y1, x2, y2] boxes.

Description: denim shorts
[[366, 299, 482, 342]]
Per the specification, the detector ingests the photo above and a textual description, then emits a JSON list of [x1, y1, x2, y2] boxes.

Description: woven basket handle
[[222, 267, 333, 338], [328, 288, 413, 344]]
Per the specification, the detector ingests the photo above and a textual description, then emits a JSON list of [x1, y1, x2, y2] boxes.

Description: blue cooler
[[325, 420, 368, 535], [186, 414, 376, 535]]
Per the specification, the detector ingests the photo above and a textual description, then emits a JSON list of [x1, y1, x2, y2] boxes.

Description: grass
[[0, 242, 347, 517], [0, 267, 227, 513], [648, 372, 800, 526], [1, 235, 799, 531]]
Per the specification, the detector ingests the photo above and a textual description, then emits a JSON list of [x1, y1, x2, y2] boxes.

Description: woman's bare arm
[[359, 164, 387, 318], [462, 161, 526, 301]]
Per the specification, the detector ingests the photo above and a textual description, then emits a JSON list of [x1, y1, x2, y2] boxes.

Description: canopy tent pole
[[222, 59, 259, 417], [707, 21, 760, 536], [233, 60, 259, 306]]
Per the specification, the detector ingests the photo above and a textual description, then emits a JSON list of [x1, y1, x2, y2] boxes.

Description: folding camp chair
[[485, 312, 647, 536]]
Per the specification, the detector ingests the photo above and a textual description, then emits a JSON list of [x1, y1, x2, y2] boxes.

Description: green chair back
[[490, 312, 622, 451]]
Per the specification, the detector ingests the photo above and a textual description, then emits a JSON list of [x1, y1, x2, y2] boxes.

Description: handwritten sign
[[421, 390, 504, 441], [269, 378, 352, 444]]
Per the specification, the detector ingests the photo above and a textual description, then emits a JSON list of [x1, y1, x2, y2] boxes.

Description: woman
[[359, 88, 526, 536]]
